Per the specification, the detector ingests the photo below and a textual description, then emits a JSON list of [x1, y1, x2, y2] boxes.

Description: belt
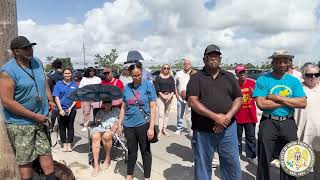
[[262, 114, 293, 121]]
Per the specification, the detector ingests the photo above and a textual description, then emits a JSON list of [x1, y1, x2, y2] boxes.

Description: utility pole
[[0, 0, 18, 66], [82, 43, 86, 69], [0, 0, 20, 179]]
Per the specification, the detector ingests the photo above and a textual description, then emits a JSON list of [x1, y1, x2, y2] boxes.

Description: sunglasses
[[103, 72, 111, 74], [163, 67, 170, 70], [305, 73, 320, 78]]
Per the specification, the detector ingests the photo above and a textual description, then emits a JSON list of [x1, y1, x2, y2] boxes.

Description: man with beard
[[187, 44, 243, 180], [0, 36, 56, 180], [253, 50, 307, 180]]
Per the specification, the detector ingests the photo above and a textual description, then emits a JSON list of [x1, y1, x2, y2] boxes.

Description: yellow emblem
[[280, 141, 315, 177]]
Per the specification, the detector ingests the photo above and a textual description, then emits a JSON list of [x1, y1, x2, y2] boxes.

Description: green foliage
[[260, 62, 272, 69], [172, 59, 184, 69], [58, 57, 73, 69], [245, 63, 256, 69], [94, 49, 119, 68], [44, 57, 73, 73]]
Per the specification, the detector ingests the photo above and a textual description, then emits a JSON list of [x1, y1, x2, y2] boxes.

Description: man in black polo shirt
[[187, 44, 243, 180]]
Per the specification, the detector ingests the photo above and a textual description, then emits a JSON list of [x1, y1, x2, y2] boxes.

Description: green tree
[[58, 57, 73, 69], [94, 49, 119, 68], [245, 63, 256, 69], [260, 62, 272, 69], [44, 57, 73, 73], [172, 59, 184, 70]]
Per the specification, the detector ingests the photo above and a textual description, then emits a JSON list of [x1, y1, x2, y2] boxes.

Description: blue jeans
[[193, 122, 241, 180], [176, 99, 186, 131]]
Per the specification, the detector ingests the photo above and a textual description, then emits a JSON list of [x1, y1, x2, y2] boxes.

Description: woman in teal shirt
[[117, 62, 157, 180]]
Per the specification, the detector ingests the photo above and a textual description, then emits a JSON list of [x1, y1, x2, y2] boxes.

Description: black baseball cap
[[204, 44, 222, 55], [10, 36, 36, 50]]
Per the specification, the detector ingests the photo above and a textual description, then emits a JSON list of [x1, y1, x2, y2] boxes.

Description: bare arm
[[255, 96, 283, 110], [0, 72, 47, 123], [188, 96, 229, 127], [148, 101, 157, 130], [274, 96, 306, 109], [116, 102, 126, 136], [45, 80, 55, 111], [54, 96, 65, 116], [188, 96, 217, 120], [117, 102, 126, 127], [226, 97, 243, 118]]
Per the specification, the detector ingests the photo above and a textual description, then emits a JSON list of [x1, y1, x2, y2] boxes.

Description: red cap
[[234, 64, 246, 74]]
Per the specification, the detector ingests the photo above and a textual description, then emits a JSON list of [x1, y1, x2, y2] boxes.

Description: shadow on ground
[[166, 143, 193, 162], [163, 164, 193, 180], [114, 159, 145, 180]]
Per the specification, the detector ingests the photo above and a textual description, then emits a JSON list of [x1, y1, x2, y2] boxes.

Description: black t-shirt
[[186, 68, 242, 132], [47, 71, 63, 92], [154, 75, 175, 94]]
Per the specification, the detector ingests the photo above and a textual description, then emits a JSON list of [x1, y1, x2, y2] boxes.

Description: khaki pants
[[157, 97, 172, 132]]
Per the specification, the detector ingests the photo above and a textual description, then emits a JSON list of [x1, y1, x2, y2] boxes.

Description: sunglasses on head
[[305, 73, 320, 78], [163, 67, 170, 70]]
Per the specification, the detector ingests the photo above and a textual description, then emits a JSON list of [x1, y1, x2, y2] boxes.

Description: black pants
[[124, 123, 152, 178], [58, 110, 77, 143], [50, 109, 58, 130], [237, 123, 257, 158], [257, 116, 297, 180]]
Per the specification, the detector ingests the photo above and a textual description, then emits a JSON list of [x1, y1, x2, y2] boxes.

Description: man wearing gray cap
[[253, 50, 307, 180], [0, 36, 56, 180], [187, 44, 243, 180]]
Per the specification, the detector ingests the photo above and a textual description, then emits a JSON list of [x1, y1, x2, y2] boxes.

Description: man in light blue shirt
[[0, 36, 56, 180], [253, 50, 307, 180]]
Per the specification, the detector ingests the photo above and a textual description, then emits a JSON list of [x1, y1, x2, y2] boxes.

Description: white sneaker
[[174, 130, 182, 135], [248, 158, 258, 166], [81, 127, 88, 132], [212, 159, 219, 168], [270, 159, 280, 168]]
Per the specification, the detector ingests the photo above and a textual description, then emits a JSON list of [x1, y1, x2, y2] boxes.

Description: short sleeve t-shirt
[[235, 78, 258, 124], [52, 80, 78, 110], [253, 72, 306, 116], [123, 80, 157, 127], [187, 68, 242, 132], [101, 78, 124, 91]]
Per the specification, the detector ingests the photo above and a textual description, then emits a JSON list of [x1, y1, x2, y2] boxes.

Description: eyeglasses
[[163, 67, 170, 70], [305, 73, 320, 78], [103, 72, 111, 75]]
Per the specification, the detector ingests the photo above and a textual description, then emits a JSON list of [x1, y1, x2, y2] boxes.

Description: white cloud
[[18, 0, 320, 68]]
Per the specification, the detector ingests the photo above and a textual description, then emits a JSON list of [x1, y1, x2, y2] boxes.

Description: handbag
[[130, 85, 158, 143]]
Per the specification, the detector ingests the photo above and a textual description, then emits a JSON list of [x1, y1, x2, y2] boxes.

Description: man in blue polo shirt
[[253, 50, 307, 180]]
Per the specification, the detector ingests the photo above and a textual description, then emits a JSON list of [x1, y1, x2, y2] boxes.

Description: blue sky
[[17, 0, 108, 24]]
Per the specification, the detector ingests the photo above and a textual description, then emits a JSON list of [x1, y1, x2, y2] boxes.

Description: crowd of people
[[0, 36, 320, 180]]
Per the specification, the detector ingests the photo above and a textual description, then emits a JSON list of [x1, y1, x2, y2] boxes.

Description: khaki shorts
[[6, 124, 52, 165]]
